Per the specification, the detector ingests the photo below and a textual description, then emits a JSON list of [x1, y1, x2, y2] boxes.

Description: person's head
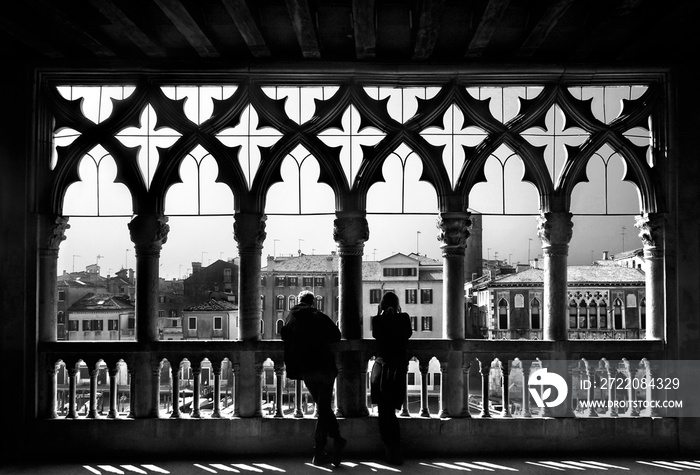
[[380, 291, 400, 313], [298, 290, 315, 305]]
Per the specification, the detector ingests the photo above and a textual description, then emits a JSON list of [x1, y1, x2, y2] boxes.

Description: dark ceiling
[[0, 0, 698, 67]]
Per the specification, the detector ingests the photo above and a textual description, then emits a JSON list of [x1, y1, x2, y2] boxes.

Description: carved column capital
[[128, 214, 170, 256], [537, 212, 573, 255], [635, 212, 663, 251], [234, 213, 267, 254], [333, 213, 369, 256], [46, 215, 71, 250], [437, 212, 471, 257]]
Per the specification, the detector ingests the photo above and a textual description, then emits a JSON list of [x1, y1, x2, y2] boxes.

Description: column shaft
[[636, 213, 665, 340], [333, 213, 369, 417], [538, 212, 573, 341]]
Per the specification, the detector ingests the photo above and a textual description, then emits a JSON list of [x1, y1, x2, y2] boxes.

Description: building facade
[[472, 265, 646, 340], [65, 293, 135, 341], [184, 259, 239, 308], [182, 298, 238, 340], [362, 253, 443, 339], [260, 253, 340, 339]]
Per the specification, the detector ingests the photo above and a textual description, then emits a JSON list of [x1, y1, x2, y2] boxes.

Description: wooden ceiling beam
[[86, 0, 167, 58], [220, 0, 270, 58], [570, 0, 645, 61], [285, 0, 321, 59], [0, 16, 64, 58], [152, 0, 219, 58], [518, 0, 576, 58], [413, 0, 446, 61], [465, 0, 511, 59], [31, 0, 116, 57], [352, 0, 376, 59]]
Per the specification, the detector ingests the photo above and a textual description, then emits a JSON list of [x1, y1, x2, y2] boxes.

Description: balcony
[[37, 337, 674, 459]]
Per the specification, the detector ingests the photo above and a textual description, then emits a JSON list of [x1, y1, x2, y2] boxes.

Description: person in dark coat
[[370, 291, 413, 465], [281, 290, 346, 466]]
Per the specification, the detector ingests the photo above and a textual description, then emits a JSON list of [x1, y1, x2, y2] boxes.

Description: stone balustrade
[[40, 338, 665, 421]]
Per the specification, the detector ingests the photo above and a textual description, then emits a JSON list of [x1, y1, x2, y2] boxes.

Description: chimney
[[603, 250, 609, 260], [192, 262, 202, 274]]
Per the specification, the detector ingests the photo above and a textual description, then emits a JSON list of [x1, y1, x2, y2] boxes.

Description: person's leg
[[378, 400, 402, 465], [303, 374, 328, 452]]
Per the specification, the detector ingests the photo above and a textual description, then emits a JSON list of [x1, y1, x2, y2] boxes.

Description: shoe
[[312, 450, 332, 466], [332, 437, 347, 467]]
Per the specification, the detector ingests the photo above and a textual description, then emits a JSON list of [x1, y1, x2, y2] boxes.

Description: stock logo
[[528, 368, 568, 408]]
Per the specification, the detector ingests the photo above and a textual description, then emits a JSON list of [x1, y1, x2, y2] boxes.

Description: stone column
[[437, 211, 471, 339], [522, 364, 532, 418], [438, 361, 449, 418], [67, 365, 79, 419], [500, 360, 511, 418], [635, 213, 665, 340], [537, 212, 573, 341], [608, 366, 619, 418], [437, 212, 471, 417], [460, 359, 472, 418], [233, 213, 266, 417], [108, 367, 119, 419], [333, 212, 369, 417], [419, 360, 431, 417], [128, 214, 169, 419], [478, 359, 491, 418], [212, 361, 222, 418], [333, 212, 368, 339], [171, 361, 181, 419], [274, 362, 285, 418], [38, 215, 70, 343], [584, 362, 598, 418], [192, 364, 202, 418], [88, 366, 99, 418], [234, 212, 266, 341], [128, 214, 169, 343], [46, 362, 60, 419]]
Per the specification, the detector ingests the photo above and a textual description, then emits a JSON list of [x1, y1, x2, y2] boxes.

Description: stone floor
[[4, 456, 700, 475]]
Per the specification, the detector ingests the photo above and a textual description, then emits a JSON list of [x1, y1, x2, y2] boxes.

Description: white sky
[[54, 84, 648, 280]]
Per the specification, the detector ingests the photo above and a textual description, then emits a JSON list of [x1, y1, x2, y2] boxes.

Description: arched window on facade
[[498, 298, 508, 330], [569, 301, 578, 329], [276, 319, 284, 336], [316, 295, 324, 312], [578, 301, 587, 329], [288, 295, 296, 310], [640, 297, 646, 330], [276, 295, 285, 311], [530, 298, 540, 330], [599, 301, 608, 329], [260, 295, 265, 310], [589, 301, 598, 329], [614, 298, 624, 330]]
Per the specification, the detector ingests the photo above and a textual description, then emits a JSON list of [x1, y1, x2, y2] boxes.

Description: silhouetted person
[[281, 290, 346, 466], [370, 291, 412, 465]]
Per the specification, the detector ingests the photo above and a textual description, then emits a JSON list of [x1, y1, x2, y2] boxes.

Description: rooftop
[[67, 293, 134, 312], [185, 298, 238, 312], [486, 266, 646, 287]]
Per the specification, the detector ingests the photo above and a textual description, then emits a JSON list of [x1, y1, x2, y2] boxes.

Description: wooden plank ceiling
[[0, 0, 697, 66]]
